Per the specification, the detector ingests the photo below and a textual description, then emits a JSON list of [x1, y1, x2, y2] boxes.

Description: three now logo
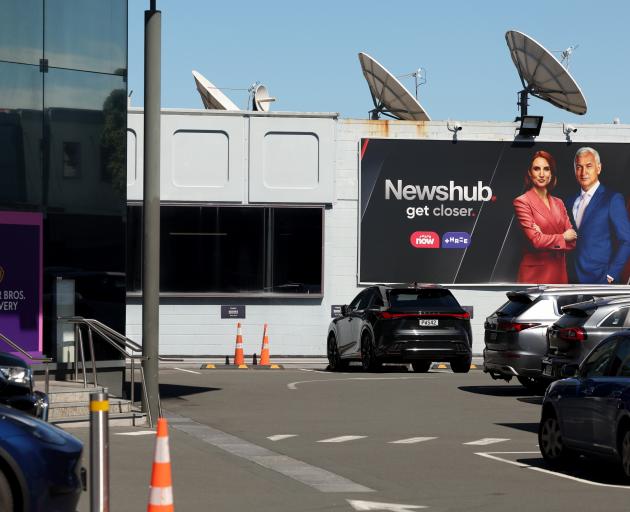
[[409, 231, 471, 249]]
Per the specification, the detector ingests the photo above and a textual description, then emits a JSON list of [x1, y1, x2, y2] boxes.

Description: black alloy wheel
[[361, 331, 381, 372], [450, 357, 472, 373], [517, 376, 549, 396], [539, 411, 567, 463], [327, 334, 346, 371], [621, 429, 630, 480], [0, 470, 13, 512], [411, 361, 431, 373]]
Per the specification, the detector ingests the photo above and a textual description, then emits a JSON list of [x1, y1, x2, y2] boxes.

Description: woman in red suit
[[514, 150, 577, 284]]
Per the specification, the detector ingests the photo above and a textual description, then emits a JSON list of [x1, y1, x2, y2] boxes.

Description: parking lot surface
[[72, 365, 630, 511]]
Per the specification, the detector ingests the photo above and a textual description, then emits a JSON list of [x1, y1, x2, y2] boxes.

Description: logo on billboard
[[410, 231, 440, 249], [442, 232, 471, 249], [0, 266, 4, 284]]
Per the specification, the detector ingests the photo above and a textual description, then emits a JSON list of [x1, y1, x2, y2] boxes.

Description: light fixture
[[518, 115, 543, 137]]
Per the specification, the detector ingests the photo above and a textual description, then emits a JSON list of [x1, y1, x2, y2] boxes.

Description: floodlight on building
[[518, 115, 543, 137]]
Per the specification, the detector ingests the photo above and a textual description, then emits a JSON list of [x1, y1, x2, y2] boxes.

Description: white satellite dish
[[358, 52, 431, 121], [505, 31, 587, 116], [252, 83, 276, 112], [192, 70, 240, 111]]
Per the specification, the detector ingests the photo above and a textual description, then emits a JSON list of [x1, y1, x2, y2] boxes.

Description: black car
[[0, 352, 48, 420], [539, 331, 630, 478], [327, 284, 472, 372]]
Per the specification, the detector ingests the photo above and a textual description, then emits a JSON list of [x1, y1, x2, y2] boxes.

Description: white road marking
[[288, 376, 434, 390], [115, 431, 156, 436], [476, 451, 630, 490], [348, 499, 427, 511], [318, 435, 367, 443], [173, 367, 201, 375], [389, 437, 437, 444], [267, 434, 298, 441], [464, 438, 510, 446]]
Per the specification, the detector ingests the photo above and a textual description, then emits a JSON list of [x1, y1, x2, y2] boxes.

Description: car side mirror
[[340, 305, 348, 316], [561, 363, 579, 378]]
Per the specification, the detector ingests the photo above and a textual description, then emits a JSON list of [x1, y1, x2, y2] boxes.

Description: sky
[[128, 0, 630, 124]]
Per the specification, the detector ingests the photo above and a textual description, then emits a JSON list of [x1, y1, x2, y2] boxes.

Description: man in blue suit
[[566, 147, 630, 284]]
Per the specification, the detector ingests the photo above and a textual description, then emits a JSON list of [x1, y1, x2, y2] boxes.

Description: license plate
[[419, 319, 438, 327], [542, 364, 553, 377]]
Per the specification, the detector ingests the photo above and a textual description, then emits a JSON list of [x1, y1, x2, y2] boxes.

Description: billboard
[[360, 139, 630, 285], [0, 211, 43, 356]]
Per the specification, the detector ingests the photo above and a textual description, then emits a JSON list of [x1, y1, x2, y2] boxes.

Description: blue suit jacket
[[565, 184, 630, 284]]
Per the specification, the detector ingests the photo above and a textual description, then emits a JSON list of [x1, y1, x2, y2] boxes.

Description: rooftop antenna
[[397, 68, 427, 100], [505, 31, 587, 120], [358, 52, 431, 121], [248, 81, 276, 112], [558, 44, 579, 69]]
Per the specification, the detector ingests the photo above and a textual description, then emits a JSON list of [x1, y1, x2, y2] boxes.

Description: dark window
[[495, 297, 532, 318], [555, 308, 594, 328], [600, 307, 630, 328], [611, 338, 630, 377], [62, 142, 81, 178], [580, 339, 617, 379], [370, 289, 384, 308], [388, 289, 460, 309], [349, 290, 370, 311], [556, 294, 594, 310], [127, 205, 323, 295]]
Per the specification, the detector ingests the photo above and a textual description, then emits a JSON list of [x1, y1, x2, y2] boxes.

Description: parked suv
[[327, 284, 472, 372], [542, 296, 630, 380], [484, 286, 630, 393]]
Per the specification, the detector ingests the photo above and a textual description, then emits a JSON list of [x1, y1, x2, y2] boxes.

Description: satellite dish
[[505, 31, 587, 116], [358, 52, 431, 121], [192, 70, 240, 111], [251, 83, 276, 112]]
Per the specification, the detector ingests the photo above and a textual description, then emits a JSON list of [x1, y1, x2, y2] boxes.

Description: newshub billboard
[[359, 139, 630, 285]]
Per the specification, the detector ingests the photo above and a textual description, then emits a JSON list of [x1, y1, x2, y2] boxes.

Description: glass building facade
[[0, 1, 128, 365]]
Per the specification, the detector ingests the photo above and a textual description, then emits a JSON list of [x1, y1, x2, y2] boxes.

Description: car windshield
[[388, 289, 460, 309]]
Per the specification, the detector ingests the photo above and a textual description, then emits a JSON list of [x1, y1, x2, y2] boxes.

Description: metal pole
[[142, 2, 161, 423], [90, 391, 109, 512]]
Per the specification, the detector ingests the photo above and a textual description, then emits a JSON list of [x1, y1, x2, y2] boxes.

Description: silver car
[[542, 296, 630, 380], [484, 286, 630, 393]]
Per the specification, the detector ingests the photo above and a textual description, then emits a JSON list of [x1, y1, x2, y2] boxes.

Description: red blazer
[[513, 188, 576, 284]]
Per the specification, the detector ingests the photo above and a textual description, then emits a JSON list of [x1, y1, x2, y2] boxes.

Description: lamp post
[[142, 0, 161, 424]]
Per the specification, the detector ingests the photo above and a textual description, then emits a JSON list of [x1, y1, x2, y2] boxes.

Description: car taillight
[[496, 320, 541, 332], [558, 327, 587, 342], [376, 312, 470, 320]]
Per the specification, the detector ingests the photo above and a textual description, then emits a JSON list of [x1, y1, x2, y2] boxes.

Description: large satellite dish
[[251, 83, 276, 112], [505, 30, 587, 116], [192, 70, 240, 111], [358, 52, 431, 121]]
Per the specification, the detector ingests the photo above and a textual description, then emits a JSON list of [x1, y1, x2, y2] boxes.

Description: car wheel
[[620, 429, 630, 480], [517, 376, 549, 395], [360, 331, 381, 372], [539, 411, 567, 463], [0, 470, 13, 512], [411, 361, 431, 373], [327, 334, 347, 372], [450, 357, 471, 373]]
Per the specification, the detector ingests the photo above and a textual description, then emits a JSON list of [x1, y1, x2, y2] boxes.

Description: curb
[[200, 364, 284, 370]]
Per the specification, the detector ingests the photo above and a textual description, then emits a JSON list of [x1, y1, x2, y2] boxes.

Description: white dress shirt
[[572, 180, 600, 229]]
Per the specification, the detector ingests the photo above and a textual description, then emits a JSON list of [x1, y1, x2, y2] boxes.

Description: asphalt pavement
[[69, 363, 630, 511]]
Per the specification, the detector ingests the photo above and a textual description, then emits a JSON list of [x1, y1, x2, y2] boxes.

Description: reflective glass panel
[[0, 62, 43, 206], [45, 0, 127, 74], [0, 1, 43, 65]]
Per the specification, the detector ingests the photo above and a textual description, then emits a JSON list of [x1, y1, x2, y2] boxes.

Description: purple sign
[[0, 212, 43, 358], [442, 232, 471, 249]]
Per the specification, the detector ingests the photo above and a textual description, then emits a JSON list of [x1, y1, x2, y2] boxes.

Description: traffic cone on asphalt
[[147, 418, 174, 512], [259, 323, 271, 366], [234, 323, 245, 366]]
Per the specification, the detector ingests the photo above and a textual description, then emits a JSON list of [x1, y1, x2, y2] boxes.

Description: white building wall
[[126, 111, 630, 356]]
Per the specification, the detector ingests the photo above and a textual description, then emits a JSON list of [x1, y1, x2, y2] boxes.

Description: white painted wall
[[126, 111, 630, 356]]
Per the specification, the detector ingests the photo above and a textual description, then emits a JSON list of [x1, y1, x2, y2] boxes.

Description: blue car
[[539, 330, 630, 478], [0, 405, 84, 511]]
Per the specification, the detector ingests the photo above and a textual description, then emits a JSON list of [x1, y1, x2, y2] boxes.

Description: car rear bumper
[[541, 356, 574, 380], [483, 348, 544, 378], [378, 339, 471, 361]]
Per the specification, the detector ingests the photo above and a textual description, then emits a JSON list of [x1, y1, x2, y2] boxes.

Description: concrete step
[[47, 387, 108, 405], [48, 398, 134, 420], [51, 411, 148, 428]]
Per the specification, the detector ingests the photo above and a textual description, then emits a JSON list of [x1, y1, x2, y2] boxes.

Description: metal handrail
[[0, 332, 52, 394], [61, 317, 160, 427]]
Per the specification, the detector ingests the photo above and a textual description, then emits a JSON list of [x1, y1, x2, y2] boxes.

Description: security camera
[[563, 123, 577, 135], [447, 121, 462, 132]]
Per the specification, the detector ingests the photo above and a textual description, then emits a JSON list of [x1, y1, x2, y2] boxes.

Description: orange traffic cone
[[233, 323, 245, 366], [259, 323, 271, 366], [147, 418, 174, 512]]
